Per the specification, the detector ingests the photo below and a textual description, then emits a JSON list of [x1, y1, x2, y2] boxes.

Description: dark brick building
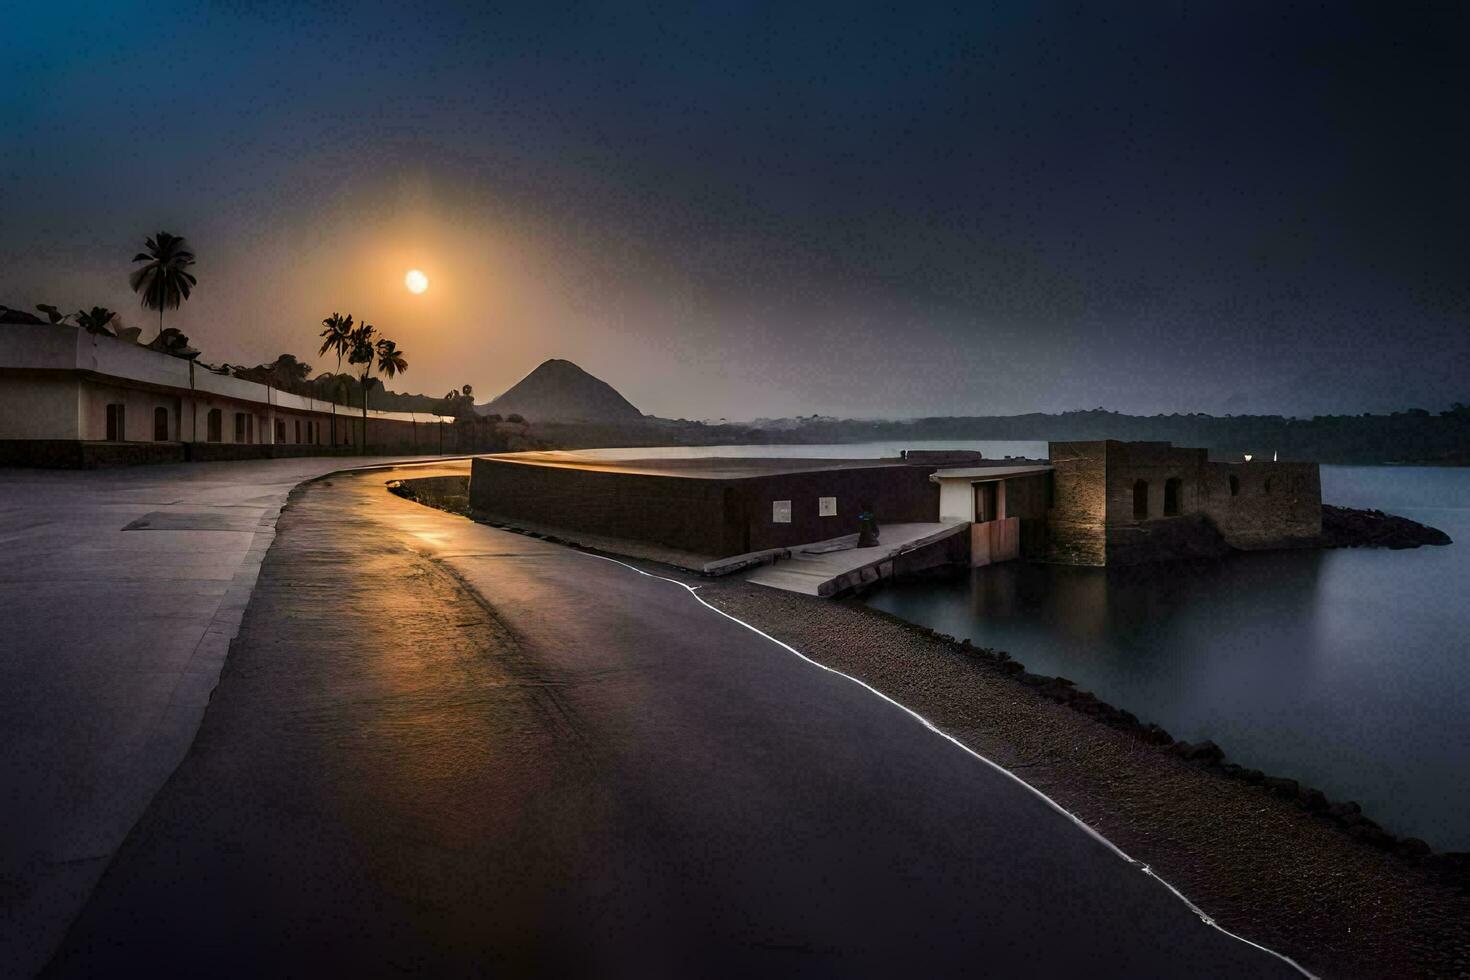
[[469, 453, 942, 558], [1046, 440, 1322, 565], [470, 442, 1322, 570]]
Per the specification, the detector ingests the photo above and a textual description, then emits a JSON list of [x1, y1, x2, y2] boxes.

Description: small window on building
[[772, 500, 792, 524], [235, 412, 249, 444], [153, 406, 170, 441], [1229, 474, 1240, 497], [1264, 476, 1275, 494], [275, 419, 286, 443], [1132, 479, 1149, 520], [1164, 477, 1182, 517], [818, 496, 837, 517], [294, 419, 301, 443], [105, 403, 126, 441], [207, 409, 222, 442]]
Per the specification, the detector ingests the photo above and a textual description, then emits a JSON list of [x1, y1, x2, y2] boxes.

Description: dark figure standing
[[856, 502, 880, 547]]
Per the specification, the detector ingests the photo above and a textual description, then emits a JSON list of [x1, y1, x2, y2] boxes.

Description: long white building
[[0, 321, 455, 466]]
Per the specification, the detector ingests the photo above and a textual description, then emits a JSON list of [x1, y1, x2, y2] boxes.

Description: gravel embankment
[[699, 579, 1470, 979]]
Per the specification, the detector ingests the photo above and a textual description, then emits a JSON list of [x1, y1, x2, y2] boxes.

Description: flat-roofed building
[[0, 321, 455, 467], [470, 451, 954, 559]]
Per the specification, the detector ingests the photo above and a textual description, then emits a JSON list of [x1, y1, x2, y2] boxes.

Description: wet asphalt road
[[46, 465, 1296, 977]]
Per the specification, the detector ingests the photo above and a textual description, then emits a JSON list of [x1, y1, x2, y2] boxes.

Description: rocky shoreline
[[925, 625, 1464, 878], [698, 582, 1470, 977], [1319, 504, 1453, 549]]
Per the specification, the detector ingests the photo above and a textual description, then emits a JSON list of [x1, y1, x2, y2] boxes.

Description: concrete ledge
[[746, 521, 971, 597], [701, 547, 790, 576]]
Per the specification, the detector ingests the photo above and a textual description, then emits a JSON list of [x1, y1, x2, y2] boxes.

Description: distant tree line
[[765, 406, 1470, 465]]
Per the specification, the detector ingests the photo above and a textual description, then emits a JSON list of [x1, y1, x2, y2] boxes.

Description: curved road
[[47, 464, 1298, 977]]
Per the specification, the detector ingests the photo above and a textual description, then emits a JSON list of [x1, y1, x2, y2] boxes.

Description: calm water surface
[[867, 463, 1470, 849]]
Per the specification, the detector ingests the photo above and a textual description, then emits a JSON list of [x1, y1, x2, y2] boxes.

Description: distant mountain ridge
[[478, 358, 643, 422]]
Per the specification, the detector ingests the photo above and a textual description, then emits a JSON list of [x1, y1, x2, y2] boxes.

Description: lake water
[[585, 443, 1469, 850], [868, 462, 1470, 850]]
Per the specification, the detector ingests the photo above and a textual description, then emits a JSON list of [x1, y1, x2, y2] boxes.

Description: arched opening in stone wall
[[1164, 477, 1182, 516], [1229, 474, 1240, 497], [1264, 476, 1275, 494], [1132, 479, 1149, 520]]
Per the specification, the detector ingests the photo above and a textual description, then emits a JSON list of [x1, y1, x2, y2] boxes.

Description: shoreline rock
[[860, 603, 1470, 893], [1319, 504, 1452, 549]]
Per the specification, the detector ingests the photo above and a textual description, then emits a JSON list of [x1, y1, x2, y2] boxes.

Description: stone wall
[[0, 440, 188, 469], [1045, 440, 1323, 565], [1045, 441, 1108, 565], [1199, 461, 1322, 549]]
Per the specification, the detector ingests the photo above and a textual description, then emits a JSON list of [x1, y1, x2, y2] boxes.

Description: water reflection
[[867, 466, 1470, 849]]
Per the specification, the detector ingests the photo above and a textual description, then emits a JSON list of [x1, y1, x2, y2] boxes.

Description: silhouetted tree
[[376, 338, 407, 386], [129, 232, 197, 335], [345, 328, 408, 451], [348, 322, 378, 450], [233, 354, 313, 393], [359, 335, 407, 452], [318, 312, 355, 445]]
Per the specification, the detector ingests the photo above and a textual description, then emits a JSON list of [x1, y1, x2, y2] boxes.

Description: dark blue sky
[[3, 1, 1466, 419]]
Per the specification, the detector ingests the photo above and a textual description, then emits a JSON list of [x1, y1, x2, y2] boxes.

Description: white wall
[[0, 323, 82, 369], [938, 479, 975, 522], [1, 322, 454, 443], [0, 376, 81, 438], [81, 381, 180, 441]]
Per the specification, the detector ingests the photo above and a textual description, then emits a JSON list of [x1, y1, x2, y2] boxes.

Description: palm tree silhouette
[[318, 312, 354, 446], [347, 329, 408, 452], [347, 323, 377, 451], [376, 338, 407, 383], [129, 232, 197, 336]]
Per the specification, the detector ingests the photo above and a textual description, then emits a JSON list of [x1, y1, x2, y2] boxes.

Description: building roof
[[929, 464, 1053, 482], [0, 321, 454, 423], [480, 451, 919, 480]]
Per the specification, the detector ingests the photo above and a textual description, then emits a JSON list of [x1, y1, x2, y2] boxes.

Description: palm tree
[[347, 323, 378, 451], [375, 338, 408, 449], [129, 232, 197, 336], [376, 338, 407, 391], [318, 312, 354, 446]]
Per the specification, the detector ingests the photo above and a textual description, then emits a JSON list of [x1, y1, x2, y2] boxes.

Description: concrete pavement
[[43, 464, 1298, 976], [0, 455, 461, 978]]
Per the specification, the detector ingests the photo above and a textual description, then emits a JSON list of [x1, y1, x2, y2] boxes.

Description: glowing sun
[[404, 269, 429, 294]]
